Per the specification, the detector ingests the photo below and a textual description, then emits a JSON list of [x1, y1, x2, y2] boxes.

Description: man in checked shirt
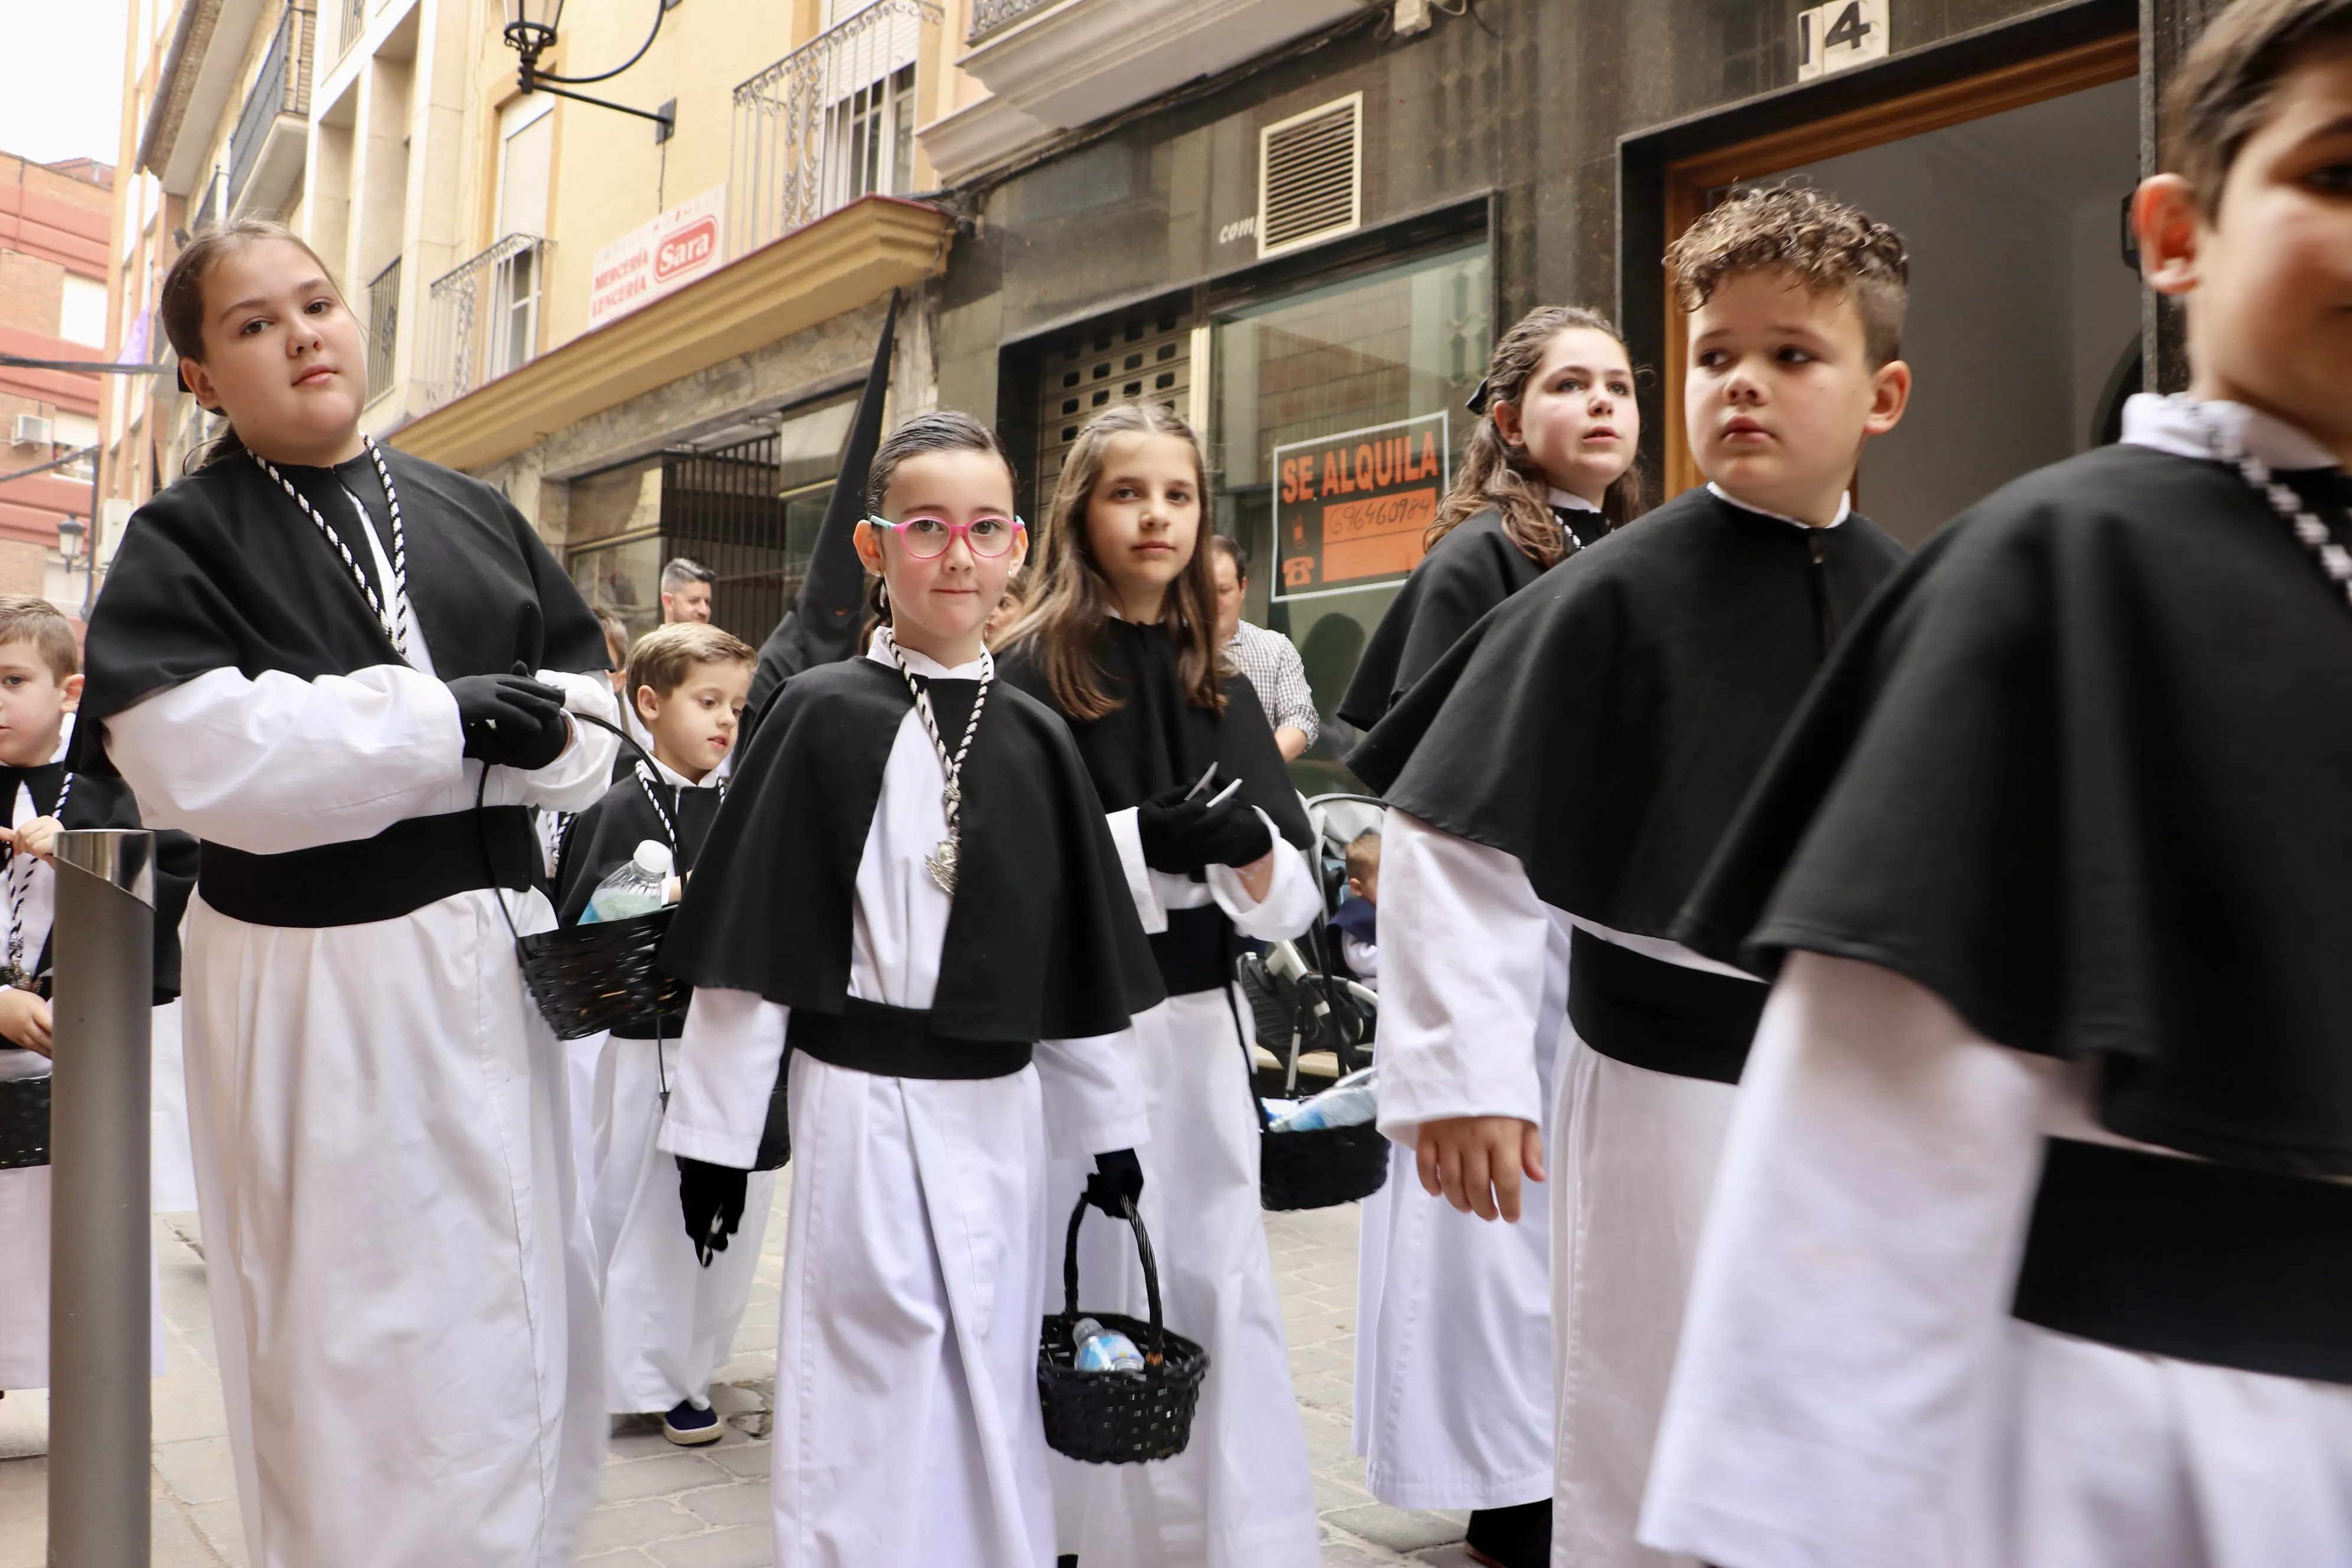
[[1208, 535, 1318, 762]]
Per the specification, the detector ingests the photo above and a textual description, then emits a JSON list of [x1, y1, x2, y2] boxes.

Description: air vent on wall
[[1258, 92, 1362, 260]]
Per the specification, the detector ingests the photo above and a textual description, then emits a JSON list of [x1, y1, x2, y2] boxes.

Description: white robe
[[1354, 810, 1565, 1512], [0, 723, 170, 1391], [1640, 951, 2352, 1568], [1374, 810, 1760, 1568], [661, 635, 1147, 1568], [106, 594, 619, 1568], [1048, 801, 1325, 1568]]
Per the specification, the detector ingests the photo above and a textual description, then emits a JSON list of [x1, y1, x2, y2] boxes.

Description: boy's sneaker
[[661, 1397, 722, 1446]]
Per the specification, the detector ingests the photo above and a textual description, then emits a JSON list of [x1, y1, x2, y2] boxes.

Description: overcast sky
[[0, 0, 130, 169]]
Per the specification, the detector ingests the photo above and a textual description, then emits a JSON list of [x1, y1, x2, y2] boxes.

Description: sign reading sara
[[588, 187, 727, 331], [1271, 411, 1449, 601]]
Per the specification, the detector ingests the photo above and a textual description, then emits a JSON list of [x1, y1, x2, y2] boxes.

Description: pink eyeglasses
[[866, 514, 1027, 560]]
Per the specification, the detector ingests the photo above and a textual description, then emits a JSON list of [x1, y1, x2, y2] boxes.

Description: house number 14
[[1798, 0, 1890, 81]]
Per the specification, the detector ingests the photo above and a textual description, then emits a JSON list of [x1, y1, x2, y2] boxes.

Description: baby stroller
[[1234, 792, 1382, 1095]]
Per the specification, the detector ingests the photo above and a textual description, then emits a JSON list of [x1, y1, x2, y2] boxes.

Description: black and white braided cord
[[886, 635, 991, 847], [2196, 405, 2352, 609], [5, 771, 73, 984], [251, 434, 412, 657]]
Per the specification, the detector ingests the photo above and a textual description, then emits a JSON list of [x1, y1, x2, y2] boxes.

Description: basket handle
[[1061, 1193, 1170, 1367]]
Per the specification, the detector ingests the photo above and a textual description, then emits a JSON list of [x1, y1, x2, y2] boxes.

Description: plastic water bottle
[[1270, 1066, 1378, 1132], [1070, 1315, 1145, 1373], [583, 841, 673, 924]]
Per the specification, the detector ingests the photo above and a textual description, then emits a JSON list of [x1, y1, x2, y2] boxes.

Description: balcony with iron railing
[[728, 0, 940, 259], [967, 0, 1053, 43], [228, 5, 316, 217], [365, 256, 400, 404], [414, 234, 551, 411]]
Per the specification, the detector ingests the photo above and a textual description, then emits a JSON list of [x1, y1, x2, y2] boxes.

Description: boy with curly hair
[[1348, 185, 1913, 1568]]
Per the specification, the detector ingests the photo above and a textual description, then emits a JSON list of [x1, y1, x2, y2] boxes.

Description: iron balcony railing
[[365, 256, 400, 403], [228, 5, 315, 211], [339, 0, 365, 57], [967, 0, 1056, 43], [416, 234, 549, 410], [728, 0, 939, 259]]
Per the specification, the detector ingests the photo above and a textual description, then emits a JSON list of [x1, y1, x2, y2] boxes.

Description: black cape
[[997, 618, 1315, 854], [71, 447, 607, 777], [554, 769, 727, 927], [0, 762, 195, 1007], [1351, 486, 1905, 936], [1335, 504, 1600, 731], [660, 655, 1164, 1043], [1676, 443, 2352, 1177]]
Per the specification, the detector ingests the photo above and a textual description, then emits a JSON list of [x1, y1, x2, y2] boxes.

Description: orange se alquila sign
[[1272, 412, 1449, 600]]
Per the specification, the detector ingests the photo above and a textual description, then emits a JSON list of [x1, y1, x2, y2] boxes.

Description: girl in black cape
[[1335, 306, 1647, 734], [655, 412, 1161, 1566], [997, 401, 1326, 1568]]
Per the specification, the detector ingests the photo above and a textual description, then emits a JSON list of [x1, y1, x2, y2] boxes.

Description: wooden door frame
[[1615, 4, 2139, 499]]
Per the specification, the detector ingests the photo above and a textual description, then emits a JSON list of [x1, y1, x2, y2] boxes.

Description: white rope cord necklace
[[251, 434, 412, 658], [4, 770, 73, 989], [886, 636, 992, 897], [2193, 405, 2352, 610]]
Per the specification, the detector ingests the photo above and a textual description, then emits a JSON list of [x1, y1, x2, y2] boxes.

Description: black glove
[[447, 674, 570, 770], [1085, 1148, 1145, 1219], [677, 1157, 749, 1268], [1192, 801, 1273, 868], [1134, 783, 1213, 874]]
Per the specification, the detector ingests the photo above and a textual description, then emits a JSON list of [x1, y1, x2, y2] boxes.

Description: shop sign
[[1270, 412, 1449, 601], [589, 187, 727, 330]]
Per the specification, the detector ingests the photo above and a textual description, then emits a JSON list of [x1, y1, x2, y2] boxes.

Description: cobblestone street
[[0, 1187, 1473, 1566]]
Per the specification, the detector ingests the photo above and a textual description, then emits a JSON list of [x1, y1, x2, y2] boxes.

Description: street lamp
[[55, 514, 89, 618], [503, 0, 681, 142]]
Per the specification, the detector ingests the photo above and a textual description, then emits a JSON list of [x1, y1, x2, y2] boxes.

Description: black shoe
[[1464, 1499, 1551, 1568], [661, 1397, 723, 1446]]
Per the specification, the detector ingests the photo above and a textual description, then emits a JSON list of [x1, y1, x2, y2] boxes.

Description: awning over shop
[[388, 195, 951, 475]]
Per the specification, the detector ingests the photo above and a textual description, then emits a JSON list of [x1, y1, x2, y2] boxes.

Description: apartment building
[[0, 152, 113, 612]]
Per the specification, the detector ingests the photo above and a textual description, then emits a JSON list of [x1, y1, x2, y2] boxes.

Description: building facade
[[0, 151, 114, 614]]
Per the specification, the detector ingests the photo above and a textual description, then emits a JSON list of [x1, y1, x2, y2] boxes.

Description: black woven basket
[[516, 904, 690, 1042], [0, 1070, 48, 1170], [1038, 1195, 1209, 1464], [1260, 1117, 1388, 1211]]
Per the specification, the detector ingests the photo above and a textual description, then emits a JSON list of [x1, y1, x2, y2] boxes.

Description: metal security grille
[[660, 434, 795, 642], [1259, 93, 1362, 260], [1033, 305, 1197, 505]]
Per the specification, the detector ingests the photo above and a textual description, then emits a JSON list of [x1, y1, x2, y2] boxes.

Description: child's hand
[[1416, 1115, 1545, 1223], [0, 816, 63, 864], [0, 987, 54, 1056]]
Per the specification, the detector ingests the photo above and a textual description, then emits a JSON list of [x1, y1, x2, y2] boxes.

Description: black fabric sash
[[1149, 904, 1232, 997], [2011, 1136, 2352, 1385], [198, 806, 537, 928], [787, 995, 1032, 1080], [1566, 927, 1766, 1085]]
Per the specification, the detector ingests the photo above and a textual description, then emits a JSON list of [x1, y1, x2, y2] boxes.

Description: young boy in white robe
[[1348, 187, 1914, 1568], [658, 411, 1163, 1567], [556, 623, 763, 1446], [0, 596, 193, 1400], [1642, 5, 2352, 1564], [75, 219, 618, 1568]]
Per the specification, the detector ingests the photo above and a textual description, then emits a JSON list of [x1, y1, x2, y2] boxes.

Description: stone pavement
[[0, 1189, 1475, 1566]]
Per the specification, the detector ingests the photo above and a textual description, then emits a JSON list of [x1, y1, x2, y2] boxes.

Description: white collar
[[48, 713, 70, 765], [1547, 488, 1602, 514], [2121, 393, 2340, 472], [1707, 481, 1850, 530], [866, 626, 992, 682], [645, 754, 720, 790]]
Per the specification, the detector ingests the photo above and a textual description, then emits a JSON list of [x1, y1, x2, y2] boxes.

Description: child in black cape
[[655, 412, 1162, 1566], [1350, 187, 1913, 1568], [1335, 305, 1645, 734], [996, 400, 1327, 1568], [555, 622, 760, 1448], [1643, 5, 2352, 1563]]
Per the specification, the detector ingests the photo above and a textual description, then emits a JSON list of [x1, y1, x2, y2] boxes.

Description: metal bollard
[[47, 829, 155, 1568]]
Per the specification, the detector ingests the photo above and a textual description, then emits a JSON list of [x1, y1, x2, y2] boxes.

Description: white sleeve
[[1340, 933, 1378, 983], [1204, 813, 1322, 940], [1373, 808, 1549, 1141], [1033, 1027, 1152, 1159], [658, 986, 789, 1170], [1639, 951, 2060, 1568], [103, 665, 466, 854], [1102, 808, 1167, 934], [502, 668, 623, 815]]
